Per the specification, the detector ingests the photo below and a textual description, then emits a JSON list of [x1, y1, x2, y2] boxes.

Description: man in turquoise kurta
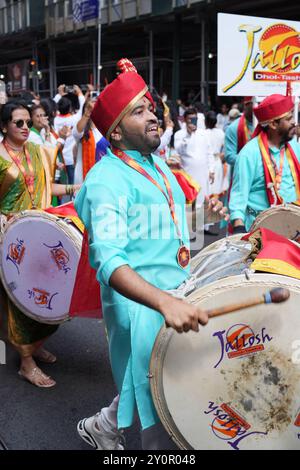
[[224, 98, 254, 168], [229, 135, 300, 231], [222, 99, 254, 231], [230, 94, 300, 233], [75, 147, 190, 431], [75, 59, 214, 450], [225, 115, 254, 167]]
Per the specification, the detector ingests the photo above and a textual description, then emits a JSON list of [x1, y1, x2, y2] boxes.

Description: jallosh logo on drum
[[204, 401, 267, 450], [6, 238, 25, 274], [44, 241, 71, 274], [28, 288, 58, 310], [213, 323, 273, 368]]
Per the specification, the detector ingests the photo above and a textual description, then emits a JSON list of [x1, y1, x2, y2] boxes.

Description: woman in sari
[[0, 101, 80, 387]]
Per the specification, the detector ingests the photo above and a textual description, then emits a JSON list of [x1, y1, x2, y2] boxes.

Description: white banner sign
[[218, 13, 300, 96]]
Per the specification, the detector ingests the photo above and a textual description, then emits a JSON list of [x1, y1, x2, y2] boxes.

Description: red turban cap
[[91, 58, 154, 140], [254, 94, 294, 125]]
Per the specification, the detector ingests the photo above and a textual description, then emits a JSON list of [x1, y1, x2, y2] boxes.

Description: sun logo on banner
[[258, 24, 300, 73], [223, 22, 300, 93]]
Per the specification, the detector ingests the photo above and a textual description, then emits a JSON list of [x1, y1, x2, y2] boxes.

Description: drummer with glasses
[[0, 102, 81, 387], [230, 94, 300, 234]]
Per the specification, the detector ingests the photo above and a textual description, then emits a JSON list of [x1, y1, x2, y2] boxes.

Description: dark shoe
[[204, 229, 219, 236]]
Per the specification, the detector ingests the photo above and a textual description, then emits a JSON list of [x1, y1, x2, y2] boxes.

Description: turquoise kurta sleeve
[[224, 119, 239, 167], [290, 137, 300, 162], [229, 139, 259, 226], [225, 118, 254, 168]]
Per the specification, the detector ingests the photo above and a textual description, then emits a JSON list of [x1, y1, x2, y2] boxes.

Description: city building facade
[[0, 0, 299, 106]]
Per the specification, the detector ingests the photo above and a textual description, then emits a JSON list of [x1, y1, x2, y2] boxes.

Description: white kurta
[[174, 128, 214, 206], [204, 127, 225, 196], [54, 94, 85, 166]]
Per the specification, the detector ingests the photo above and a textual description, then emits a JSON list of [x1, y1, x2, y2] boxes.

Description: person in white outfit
[[204, 111, 226, 197], [174, 108, 215, 207], [216, 103, 229, 130], [195, 102, 206, 130], [54, 86, 85, 184], [174, 108, 215, 234]]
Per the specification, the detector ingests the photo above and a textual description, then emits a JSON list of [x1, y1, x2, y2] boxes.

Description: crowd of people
[[0, 78, 257, 236], [1, 57, 300, 450]]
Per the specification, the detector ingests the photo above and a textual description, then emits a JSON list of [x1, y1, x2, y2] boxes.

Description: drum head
[[0, 211, 82, 324], [150, 273, 300, 450], [250, 204, 300, 241]]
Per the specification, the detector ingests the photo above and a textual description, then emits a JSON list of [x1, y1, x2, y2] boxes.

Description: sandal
[[33, 348, 57, 364], [18, 367, 56, 388]]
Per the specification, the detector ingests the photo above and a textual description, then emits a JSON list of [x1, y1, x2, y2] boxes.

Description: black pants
[[141, 422, 179, 450], [66, 164, 75, 184]]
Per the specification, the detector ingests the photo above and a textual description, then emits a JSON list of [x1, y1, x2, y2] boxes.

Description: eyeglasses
[[11, 119, 33, 129]]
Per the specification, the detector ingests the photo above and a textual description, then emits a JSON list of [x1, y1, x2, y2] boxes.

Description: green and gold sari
[[0, 141, 58, 357]]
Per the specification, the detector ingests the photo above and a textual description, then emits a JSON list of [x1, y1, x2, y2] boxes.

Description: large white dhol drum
[[0, 210, 82, 324], [150, 273, 300, 450], [250, 204, 300, 241], [188, 235, 252, 293]]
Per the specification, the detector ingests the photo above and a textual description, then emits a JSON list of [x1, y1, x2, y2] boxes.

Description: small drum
[[150, 273, 300, 450], [0, 210, 82, 324], [250, 204, 300, 241], [187, 235, 252, 294]]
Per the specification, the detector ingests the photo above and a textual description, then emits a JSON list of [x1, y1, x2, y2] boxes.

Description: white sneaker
[[77, 412, 125, 450]]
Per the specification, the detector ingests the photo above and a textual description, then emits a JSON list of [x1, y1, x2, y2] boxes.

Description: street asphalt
[[0, 229, 225, 451]]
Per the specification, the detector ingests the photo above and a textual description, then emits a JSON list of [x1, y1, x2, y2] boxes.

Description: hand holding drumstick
[[204, 288, 290, 319], [165, 288, 290, 333]]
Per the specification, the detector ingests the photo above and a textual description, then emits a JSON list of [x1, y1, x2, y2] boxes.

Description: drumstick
[[205, 288, 290, 319]]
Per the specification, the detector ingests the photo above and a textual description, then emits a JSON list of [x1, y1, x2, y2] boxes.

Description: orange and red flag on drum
[[242, 228, 300, 280]]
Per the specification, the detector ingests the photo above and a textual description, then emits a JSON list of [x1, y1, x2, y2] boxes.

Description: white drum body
[[150, 273, 300, 450], [0, 210, 82, 324], [250, 204, 300, 241]]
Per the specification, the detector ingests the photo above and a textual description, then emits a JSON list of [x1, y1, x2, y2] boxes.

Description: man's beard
[[147, 134, 161, 152], [122, 130, 161, 154], [282, 127, 295, 143]]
